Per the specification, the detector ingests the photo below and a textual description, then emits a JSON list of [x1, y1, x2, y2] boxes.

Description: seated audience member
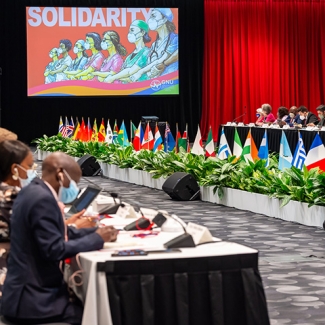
[[2, 152, 118, 325], [0, 140, 36, 301], [256, 103, 276, 125], [284, 106, 300, 126], [274, 106, 289, 126], [307, 105, 325, 127], [0, 128, 17, 142], [297, 105, 318, 126], [255, 108, 264, 124]]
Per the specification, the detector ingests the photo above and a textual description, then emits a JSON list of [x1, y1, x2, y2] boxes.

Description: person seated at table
[[274, 106, 289, 126], [297, 105, 318, 127], [255, 108, 264, 124], [0, 140, 36, 305], [256, 103, 276, 125], [284, 106, 300, 126], [1, 152, 118, 325], [306, 105, 325, 127]]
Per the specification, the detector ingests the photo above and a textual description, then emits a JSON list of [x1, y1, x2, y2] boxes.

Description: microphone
[[232, 112, 246, 123], [163, 214, 195, 249], [123, 204, 153, 231]]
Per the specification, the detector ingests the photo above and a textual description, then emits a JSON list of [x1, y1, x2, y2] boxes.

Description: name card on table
[[230, 122, 237, 126], [186, 222, 213, 245], [271, 124, 280, 129], [237, 122, 244, 126], [116, 205, 138, 218], [306, 126, 314, 131], [262, 124, 269, 128], [282, 125, 290, 129], [248, 123, 255, 127], [226, 122, 232, 126]]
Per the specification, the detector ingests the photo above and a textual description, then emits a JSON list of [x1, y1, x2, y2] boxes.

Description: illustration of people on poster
[[26, 7, 179, 96]]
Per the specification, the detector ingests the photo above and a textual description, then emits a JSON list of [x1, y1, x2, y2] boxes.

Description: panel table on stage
[[218, 125, 325, 154], [74, 218, 270, 325]]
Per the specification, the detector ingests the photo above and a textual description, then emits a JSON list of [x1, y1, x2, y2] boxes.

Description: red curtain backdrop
[[201, 0, 325, 140]]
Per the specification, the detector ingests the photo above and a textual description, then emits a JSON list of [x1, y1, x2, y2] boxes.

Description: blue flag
[[278, 131, 293, 170], [258, 130, 269, 167], [292, 133, 306, 170], [164, 123, 175, 152], [218, 127, 231, 160]]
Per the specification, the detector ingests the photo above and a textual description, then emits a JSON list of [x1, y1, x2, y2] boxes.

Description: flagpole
[[186, 123, 189, 152], [176, 122, 179, 153]]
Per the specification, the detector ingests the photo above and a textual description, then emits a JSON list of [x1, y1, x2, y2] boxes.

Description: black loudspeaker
[[77, 155, 101, 176], [162, 172, 200, 201]]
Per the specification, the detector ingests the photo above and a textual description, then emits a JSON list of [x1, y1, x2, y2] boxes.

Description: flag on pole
[[105, 119, 113, 144], [164, 122, 175, 152], [258, 130, 269, 166], [305, 133, 325, 171], [175, 123, 181, 153], [112, 119, 119, 143], [292, 132, 306, 170], [67, 116, 75, 138], [233, 128, 243, 160], [278, 131, 293, 170], [116, 120, 129, 147], [97, 118, 106, 142], [178, 124, 189, 152], [141, 122, 154, 150], [61, 116, 69, 138], [133, 122, 144, 151], [205, 127, 215, 157], [153, 124, 163, 152], [58, 116, 64, 134], [217, 127, 231, 160], [87, 117, 92, 142], [191, 125, 204, 155], [242, 130, 258, 163], [79, 117, 87, 142], [130, 121, 137, 142], [91, 119, 98, 142], [72, 118, 80, 140]]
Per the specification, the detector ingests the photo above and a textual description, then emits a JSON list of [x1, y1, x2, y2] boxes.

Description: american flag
[[61, 116, 70, 138]]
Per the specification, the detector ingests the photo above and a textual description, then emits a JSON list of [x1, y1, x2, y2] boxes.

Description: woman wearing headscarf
[[104, 20, 151, 83], [90, 30, 127, 82]]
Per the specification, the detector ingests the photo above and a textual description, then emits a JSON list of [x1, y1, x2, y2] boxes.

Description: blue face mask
[[256, 113, 260, 118], [17, 165, 38, 188], [58, 170, 79, 204]]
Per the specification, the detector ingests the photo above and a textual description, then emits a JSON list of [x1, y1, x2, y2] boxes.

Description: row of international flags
[[218, 127, 325, 171], [58, 116, 217, 156]]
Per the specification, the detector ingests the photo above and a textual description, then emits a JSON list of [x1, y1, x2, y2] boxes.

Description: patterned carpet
[[78, 174, 325, 325]]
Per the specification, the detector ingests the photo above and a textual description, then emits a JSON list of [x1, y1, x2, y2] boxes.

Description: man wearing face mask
[[297, 106, 318, 127], [44, 47, 60, 84], [129, 8, 178, 82], [283, 106, 301, 127], [306, 105, 325, 127], [49, 39, 73, 82], [2, 152, 118, 325]]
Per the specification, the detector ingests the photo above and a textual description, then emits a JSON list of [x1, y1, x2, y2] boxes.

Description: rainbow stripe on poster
[[28, 72, 179, 96]]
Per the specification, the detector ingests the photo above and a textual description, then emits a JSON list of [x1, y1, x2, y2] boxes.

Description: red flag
[[141, 123, 154, 150], [133, 122, 143, 151], [98, 118, 106, 142], [79, 118, 87, 142]]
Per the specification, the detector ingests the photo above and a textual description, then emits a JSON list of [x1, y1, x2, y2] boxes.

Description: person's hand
[[149, 64, 164, 78], [96, 226, 118, 242], [65, 209, 86, 225], [307, 123, 315, 127], [129, 71, 141, 82], [75, 217, 97, 229]]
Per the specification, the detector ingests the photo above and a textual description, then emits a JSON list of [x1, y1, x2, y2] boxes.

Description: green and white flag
[[233, 128, 243, 160]]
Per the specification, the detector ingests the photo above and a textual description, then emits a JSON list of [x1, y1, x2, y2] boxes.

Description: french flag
[[305, 134, 325, 171]]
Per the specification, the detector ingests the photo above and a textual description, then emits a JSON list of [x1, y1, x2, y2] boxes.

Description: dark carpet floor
[[78, 174, 325, 325]]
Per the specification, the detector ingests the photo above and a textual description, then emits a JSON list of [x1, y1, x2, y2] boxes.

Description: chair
[[0, 316, 71, 325]]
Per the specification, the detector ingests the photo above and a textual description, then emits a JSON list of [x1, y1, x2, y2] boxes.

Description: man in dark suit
[[1, 152, 118, 325], [297, 105, 318, 126], [307, 104, 325, 127]]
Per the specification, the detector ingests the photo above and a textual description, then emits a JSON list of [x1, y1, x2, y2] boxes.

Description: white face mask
[[73, 46, 79, 54], [289, 113, 295, 118], [58, 48, 63, 54], [147, 17, 165, 31], [300, 115, 306, 120], [84, 42, 90, 50], [127, 32, 142, 43], [101, 41, 108, 50]]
